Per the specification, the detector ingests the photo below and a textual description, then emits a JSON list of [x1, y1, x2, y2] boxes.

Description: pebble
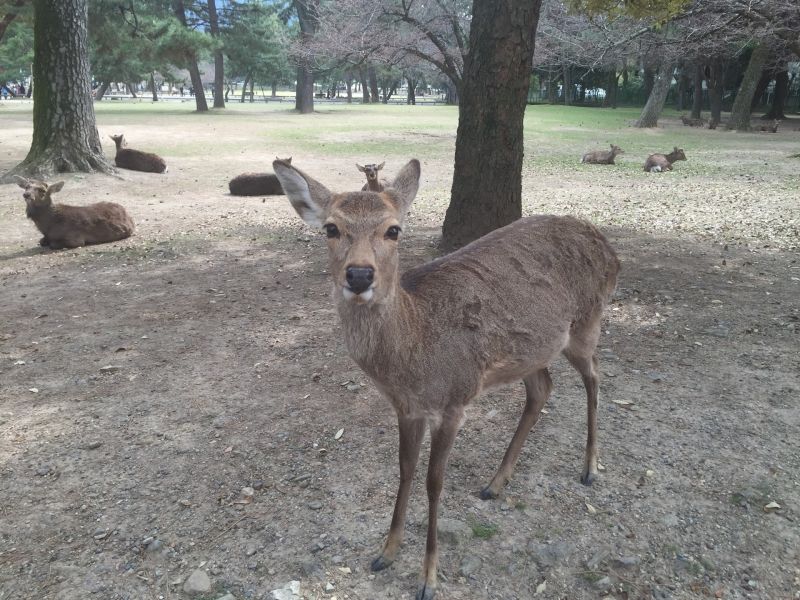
[[270, 580, 301, 600], [183, 569, 212, 595], [527, 541, 573, 569], [437, 518, 471, 545], [459, 555, 482, 578], [594, 576, 613, 591], [307, 501, 323, 510], [99, 365, 122, 373], [35, 465, 52, 476], [245, 543, 257, 556], [585, 548, 610, 570], [613, 555, 640, 568]]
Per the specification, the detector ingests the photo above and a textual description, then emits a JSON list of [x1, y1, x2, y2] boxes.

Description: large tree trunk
[[727, 44, 769, 131], [562, 64, 572, 105], [750, 70, 771, 111], [149, 72, 159, 102], [2, 0, 114, 182], [548, 71, 558, 104], [359, 67, 370, 103], [675, 67, 689, 111], [634, 63, 673, 128], [240, 74, 250, 102], [207, 0, 225, 109], [173, 0, 208, 112], [707, 60, 724, 125], [643, 66, 655, 99], [368, 66, 380, 103], [690, 63, 703, 119], [442, 0, 543, 250], [406, 76, 416, 105], [345, 74, 353, 103], [93, 80, 110, 102], [602, 70, 617, 108], [294, 0, 319, 114], [765, 70, 788, 119]]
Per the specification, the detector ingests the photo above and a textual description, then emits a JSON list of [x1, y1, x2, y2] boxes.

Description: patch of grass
[[468, 517, 499, 539]]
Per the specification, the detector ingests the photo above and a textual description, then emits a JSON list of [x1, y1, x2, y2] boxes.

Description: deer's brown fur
[[273, 158, 620, 600], [581, 144, 625, 164], [681, 115, 707, 127], [16, 177, 134, 250], [228, 173, 284, 196], [758, 119, 780, 133], [109, 134, 167, 174], [644, 146, 687, 172], [357, 161, 386, 191]]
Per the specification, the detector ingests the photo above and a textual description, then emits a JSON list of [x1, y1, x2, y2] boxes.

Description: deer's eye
[[324, 223, 340, 239], [385, 225, 401, 240]]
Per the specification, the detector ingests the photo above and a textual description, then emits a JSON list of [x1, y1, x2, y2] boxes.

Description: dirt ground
[[1, 102, 799, 600]]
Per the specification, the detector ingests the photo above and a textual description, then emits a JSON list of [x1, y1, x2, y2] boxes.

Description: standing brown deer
[[356, 161, 385, 191], [273, 159, 620, 600]]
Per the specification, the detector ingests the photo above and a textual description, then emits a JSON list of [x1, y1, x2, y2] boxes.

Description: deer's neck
[[366, 180, 382, 191], [666, 151, 679, 163], [336, 280, 418, 379]]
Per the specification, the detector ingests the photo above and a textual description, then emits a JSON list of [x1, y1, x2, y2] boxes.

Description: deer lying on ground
[[581, 144, 625, 164], [758, 119, 780, 133], [15, 177, 134, 249], [273, 158, 620, 600], [680, 115, 706, 127], [109, 134, 168, 173], [357, 161, 386, 191], [229, 157, 290, 196], [644, 146, 687, 172]]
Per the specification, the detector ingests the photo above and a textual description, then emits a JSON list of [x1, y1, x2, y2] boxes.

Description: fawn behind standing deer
[[273, 158, 620, 600]]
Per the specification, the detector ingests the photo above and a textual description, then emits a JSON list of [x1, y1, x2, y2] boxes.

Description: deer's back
[[50, 203, 134, 242], [115, 148, 167, 173], [399, 216, 618, 380]]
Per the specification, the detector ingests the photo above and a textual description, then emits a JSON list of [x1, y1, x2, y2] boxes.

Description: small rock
[[183, 569, 212, 595], [35, 465, 52, 476], [300, 560, 325, 580], [527, 541, 573, 569], [245, 543, 257, 557], [241, 487, 255, 498], [437, 518, 471, 545], [459, 555, 482, 578], [613, 555, 640, 569], [325, 583, 335, 592], [594, 576, 613, 592], [252, 480, 265, 491], [270, 580, 301, 600], [145, 539, 163, 553], [331, 554, 343, 564], [83, 441, 103, 450], [646, 370, 665, 382], [307, 500, 323, 510], [586, 548, 610, 570], [99, 365, 122, 373]]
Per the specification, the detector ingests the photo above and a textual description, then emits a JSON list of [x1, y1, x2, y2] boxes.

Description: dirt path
[[1, 104, 799, 600]]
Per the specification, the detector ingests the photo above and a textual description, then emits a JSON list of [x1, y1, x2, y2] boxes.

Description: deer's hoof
[[415, 583, 436, 600], [371, 555, 393, 572], [479, 486, 499, 500], [580, 472, 596, 486]]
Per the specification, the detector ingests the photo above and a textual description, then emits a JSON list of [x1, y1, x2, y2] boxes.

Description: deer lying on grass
[[581, 144, 625, 164], [109, 134, 168, 173], [680, 115, 707, 127], [357, 161, 386, 191], [15, 177, 134, 249], [758, 119, 780, 133], [644, 146, 687, 172], [273, 158, 620, 600]]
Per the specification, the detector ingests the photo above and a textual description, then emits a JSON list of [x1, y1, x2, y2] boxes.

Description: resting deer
[[644, 146, 687, 172], [758, 119, 780, 133], [680, 115, 706, 127], [273, 158, 620, 600], [229, 156, 290, 196], [581, 144, 624, 165], [357, 161, 386, 191], [109, 134, 168, 174], [15, 177, 134, 249]]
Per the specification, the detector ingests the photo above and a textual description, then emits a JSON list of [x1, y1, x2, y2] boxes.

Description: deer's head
[[109, 134, 126, 149], [274, 159, 420, 306], [611, 144, 624, 155], [15, 176, 64, 216], [356, 162, 385, 182], [672, 147, 687, 161]]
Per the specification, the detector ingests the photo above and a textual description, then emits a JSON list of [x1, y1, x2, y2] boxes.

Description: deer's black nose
[[346, 267, 374, 294]]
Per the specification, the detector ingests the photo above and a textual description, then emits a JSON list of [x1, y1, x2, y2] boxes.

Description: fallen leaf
[[763, 501, 781, 511], [586, 502, 597, 515], [535, 581, 546, 595], [337, 566, 351, 575], [28, 388, 39, 393], [14, 360, 25, 365], [334, 428, 344, 440]]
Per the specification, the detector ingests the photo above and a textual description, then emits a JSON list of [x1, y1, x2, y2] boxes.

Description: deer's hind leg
[[563, 314, 603, 485], [480, 368, 553, 500]]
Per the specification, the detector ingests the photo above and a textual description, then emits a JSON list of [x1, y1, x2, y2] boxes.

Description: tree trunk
[[765, 70, 788, 119], [93, 80, 109, 101], [643, 66, 655, 99], [368, 66, 379, 103], [690, 63, 703, 119], [1, 0, 114, 181], [707, 61, 724, 125], [207, 0, 225, 109], [442, 0, 543, 250], [240, 74, 250, 102], [406, 77, 416, 105], [173, 0, 208, 112], [128, 82, 137, 98], [602, 70, 617, 108], [345, 76, 353, 103], [727, 44, 769, 131], [750, 70, 771, 111], [548, 71, 557, 104], [249, 77, 254, 103], [675, 68, 689, 111], [294, 0, 319, 114], [634, 63, 673, 128], [563, 65, 572, 105], [271, 80, 278, 98], [149, 72, 158, 101], [359, 67, 370, 103], [444, 79, 459, 104]]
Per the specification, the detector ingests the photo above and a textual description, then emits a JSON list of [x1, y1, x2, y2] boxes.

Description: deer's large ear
[[385, 159, 420, 221], [46, 181, 65, 195], [13, 175, 30, 189], [273, 159, 332, 228]]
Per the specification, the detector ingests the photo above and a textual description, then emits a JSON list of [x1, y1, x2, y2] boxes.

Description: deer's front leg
[[371, 415, 425, 572], [417, 407, 463, 600]]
